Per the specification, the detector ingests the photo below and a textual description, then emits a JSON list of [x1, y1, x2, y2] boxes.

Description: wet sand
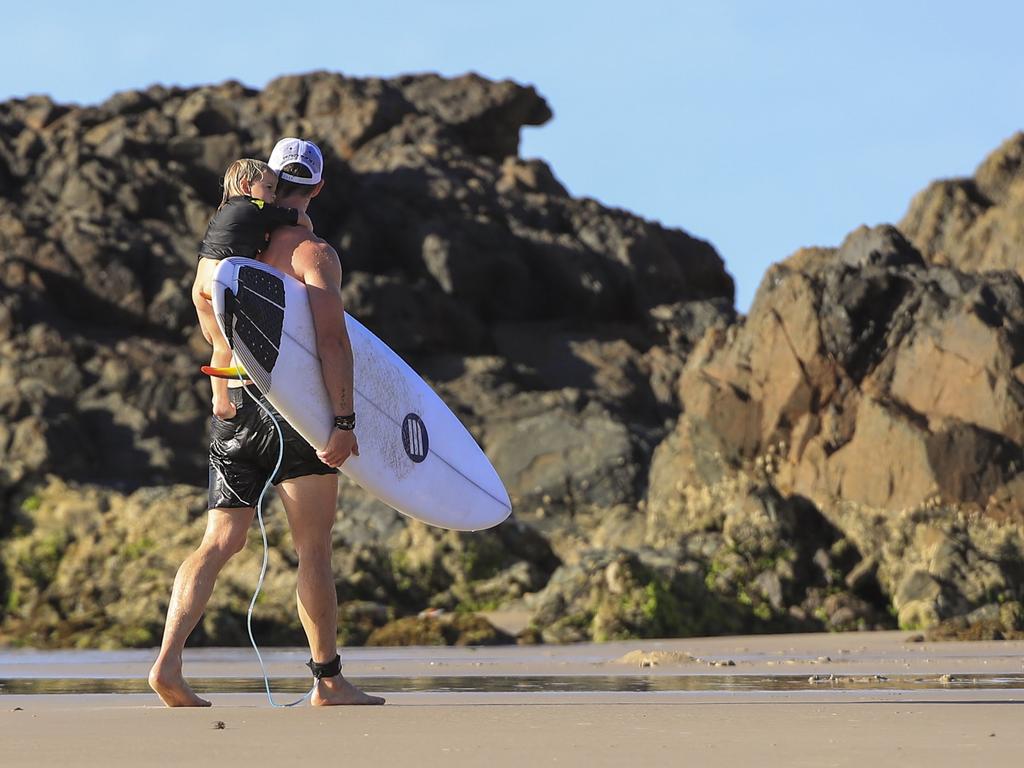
[[2, 631, 1023, 767]]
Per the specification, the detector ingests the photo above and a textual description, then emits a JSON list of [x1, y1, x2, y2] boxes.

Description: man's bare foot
[[148, 662, 212, 708], [311, 674, 385, 706]]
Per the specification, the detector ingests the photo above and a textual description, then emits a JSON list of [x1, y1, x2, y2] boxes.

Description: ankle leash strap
[[306, 654, 342, 679]]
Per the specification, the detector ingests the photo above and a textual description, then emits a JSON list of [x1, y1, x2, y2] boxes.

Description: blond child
[[192, 159, 311, 419]]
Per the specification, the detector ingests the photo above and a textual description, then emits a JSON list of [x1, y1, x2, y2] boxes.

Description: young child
[[192, 159, 312, 419]]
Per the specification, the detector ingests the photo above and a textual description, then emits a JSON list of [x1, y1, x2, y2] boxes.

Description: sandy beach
[[2, 630, 1022, 767]]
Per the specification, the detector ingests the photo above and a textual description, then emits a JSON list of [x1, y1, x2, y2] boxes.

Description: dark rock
[[529, 549, 709, 643], [366, 612, 512, 646], [483, 393, 640, 514], [0, 70, 733, 530], [925, 600, 1024, 641], [835, 224, 924, 269], [398, 73, 552, 159], [337, 601, 394, 646]]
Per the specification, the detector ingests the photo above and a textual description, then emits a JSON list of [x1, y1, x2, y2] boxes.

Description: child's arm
[[192, 259, 236, 419], [264, 203, 312, 232]]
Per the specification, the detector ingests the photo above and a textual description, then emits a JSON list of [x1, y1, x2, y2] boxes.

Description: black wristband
[[333, 413, 356, 431]]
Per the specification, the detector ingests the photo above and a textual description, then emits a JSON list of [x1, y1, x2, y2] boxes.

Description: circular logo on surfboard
[[402, 413, 429, 463]]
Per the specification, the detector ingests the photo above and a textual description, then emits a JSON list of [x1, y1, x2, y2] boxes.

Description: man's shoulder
[[293, 235, 340, 264], [291, 235, 340, 284]]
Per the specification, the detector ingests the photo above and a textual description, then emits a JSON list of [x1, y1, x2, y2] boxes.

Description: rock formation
[[648, 223, 1024, 632], [900, 132, 1024, 276], [1, 71, 1021, 648]]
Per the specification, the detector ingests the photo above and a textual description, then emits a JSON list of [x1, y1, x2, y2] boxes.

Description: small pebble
[[12, 707, 23, 712], [212, 721, 226, 730]]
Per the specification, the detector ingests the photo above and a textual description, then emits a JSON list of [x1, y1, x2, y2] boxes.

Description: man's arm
[[296, 240, 359, 466]]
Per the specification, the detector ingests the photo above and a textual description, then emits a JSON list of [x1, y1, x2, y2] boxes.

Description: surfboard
[[209, 256, 512, 532]]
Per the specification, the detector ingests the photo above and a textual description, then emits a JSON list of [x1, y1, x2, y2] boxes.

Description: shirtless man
[[148, 138, 384, 707]]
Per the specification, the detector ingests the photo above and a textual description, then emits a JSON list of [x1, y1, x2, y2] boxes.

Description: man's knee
[[201, 532, 247, 562], [202, 509, 252, 560], [292, 537, 331, 565]]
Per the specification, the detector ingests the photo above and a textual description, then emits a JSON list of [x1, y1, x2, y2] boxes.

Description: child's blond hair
[[220, 159, 272, 207]]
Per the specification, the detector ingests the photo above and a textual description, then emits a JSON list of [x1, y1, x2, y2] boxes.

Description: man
[[148, 138, 384, 707]]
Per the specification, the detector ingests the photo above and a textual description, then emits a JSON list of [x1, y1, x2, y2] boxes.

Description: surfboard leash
[[234, 362, 317, 709]]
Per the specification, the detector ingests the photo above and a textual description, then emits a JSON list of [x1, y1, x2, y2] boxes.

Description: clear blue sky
[[4, 0, 1022, 310]]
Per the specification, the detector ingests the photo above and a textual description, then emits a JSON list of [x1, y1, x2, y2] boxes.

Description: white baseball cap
[[268, 137, 323, 184]]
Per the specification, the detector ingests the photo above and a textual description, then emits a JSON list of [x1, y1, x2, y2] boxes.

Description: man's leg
[[149, 506, 255, 707], [276, 474, 384, 705]]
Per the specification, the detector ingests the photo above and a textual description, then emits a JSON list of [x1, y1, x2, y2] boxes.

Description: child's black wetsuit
[[198, 196, 299, 260]]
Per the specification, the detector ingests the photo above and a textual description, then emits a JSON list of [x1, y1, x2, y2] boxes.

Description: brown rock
[[496, 157, 567, 196], [673, 234, 1024, 517], [365, 613, 511, 646], [900, 133, 1024, 276], [974, 132, 1024, 204], [890, 309, 1024, 444]]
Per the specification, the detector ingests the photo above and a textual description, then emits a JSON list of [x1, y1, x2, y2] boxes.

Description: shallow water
[[3, 673, 1024, 696]]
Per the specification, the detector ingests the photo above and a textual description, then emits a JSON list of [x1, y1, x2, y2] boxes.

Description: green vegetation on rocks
[[366, 613, 511, 646]]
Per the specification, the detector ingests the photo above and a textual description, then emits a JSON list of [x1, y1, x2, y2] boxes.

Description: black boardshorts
[[208, 386, 337, 510]]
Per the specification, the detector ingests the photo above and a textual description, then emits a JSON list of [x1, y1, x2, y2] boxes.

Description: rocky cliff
[[0, 73, 1020, 648]]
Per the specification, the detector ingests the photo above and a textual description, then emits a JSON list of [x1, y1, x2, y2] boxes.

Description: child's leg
[[193, 260, 235, 419], [192, 261, 217, 345]]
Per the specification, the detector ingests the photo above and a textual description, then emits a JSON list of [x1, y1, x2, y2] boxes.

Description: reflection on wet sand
[[3, 673, 1024, 696]]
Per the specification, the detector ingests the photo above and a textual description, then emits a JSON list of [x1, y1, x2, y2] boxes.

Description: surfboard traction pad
[[221, 263, 435, 470], [220, 265, 285, 393]]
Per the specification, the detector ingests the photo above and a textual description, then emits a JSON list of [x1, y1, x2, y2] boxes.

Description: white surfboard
[[210, 257, 512, 531]]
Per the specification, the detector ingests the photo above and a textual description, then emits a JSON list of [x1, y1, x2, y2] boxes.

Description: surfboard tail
[[201, 364, 251, 382]]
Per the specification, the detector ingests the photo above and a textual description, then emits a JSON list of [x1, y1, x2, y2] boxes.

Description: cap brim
[[279, 172, 320, 184]]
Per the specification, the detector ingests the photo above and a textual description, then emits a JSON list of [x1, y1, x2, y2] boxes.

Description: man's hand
[[317, 428, 359, 468]]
